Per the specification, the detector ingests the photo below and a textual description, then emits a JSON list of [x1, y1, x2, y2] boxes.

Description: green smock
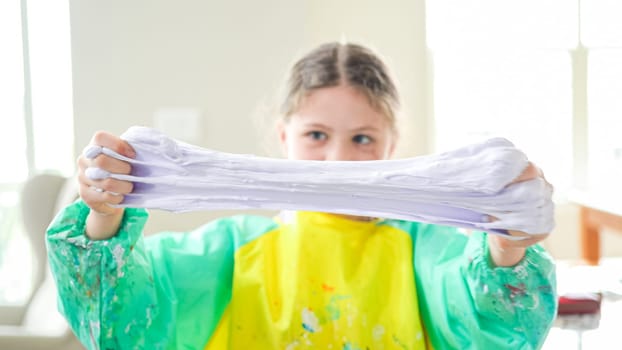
[[47, 200, 556, 349]]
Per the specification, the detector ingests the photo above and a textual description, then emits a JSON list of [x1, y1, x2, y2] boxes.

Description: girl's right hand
[[77, 131, 136, 239]]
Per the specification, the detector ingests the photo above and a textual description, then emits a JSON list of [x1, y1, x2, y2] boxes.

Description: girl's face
[[279, 84, 396, 161]]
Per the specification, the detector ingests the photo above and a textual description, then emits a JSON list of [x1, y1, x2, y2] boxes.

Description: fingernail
[[83, 145, 102, 159]]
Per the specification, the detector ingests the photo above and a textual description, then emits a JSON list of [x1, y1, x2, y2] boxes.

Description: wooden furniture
[[569, 190, 622, 265]]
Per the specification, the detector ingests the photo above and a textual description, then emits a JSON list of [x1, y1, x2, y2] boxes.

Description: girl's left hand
[[488, 162, 552, 267]]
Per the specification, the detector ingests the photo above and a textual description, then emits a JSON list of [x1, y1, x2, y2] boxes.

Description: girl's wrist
[[85, 207, 124, 240], [487, 235, 526, 267]]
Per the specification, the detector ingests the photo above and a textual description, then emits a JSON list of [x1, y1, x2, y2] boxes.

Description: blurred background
[[0, 0, 621, 349]]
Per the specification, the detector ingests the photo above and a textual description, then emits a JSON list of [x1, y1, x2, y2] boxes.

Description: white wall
[[70, 0, 306, 155]]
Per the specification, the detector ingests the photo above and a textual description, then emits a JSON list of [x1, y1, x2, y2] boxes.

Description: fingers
[[78, 151, 131, 175], [91, 130, 136, 158], [486, 215, 549, 248], [511, 162, 539, 184], [78, 182, 124, 215], [511, 162, 553, 190], [495, 230, 549, 249], [77, 131, 135, 214], [79, 181, 125, 204], [508, 161, 554, 205], [493, 160, 552, 251], [77, 170, 133, 194]]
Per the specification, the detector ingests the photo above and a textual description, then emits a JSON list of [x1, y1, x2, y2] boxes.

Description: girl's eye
[[352, 134, 372, 145], [307, 131, 327, 141]]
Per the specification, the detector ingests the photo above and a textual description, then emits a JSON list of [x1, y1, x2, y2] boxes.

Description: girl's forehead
[[293, 85, 390, 130]]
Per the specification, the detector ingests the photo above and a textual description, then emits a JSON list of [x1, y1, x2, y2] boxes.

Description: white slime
[[84, 126, 554, 236]]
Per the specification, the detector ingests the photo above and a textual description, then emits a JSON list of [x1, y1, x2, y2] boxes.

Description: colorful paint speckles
[[301, 307, 320, 333]]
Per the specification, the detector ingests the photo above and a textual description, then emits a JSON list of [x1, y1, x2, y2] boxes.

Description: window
[[583, 0, 622, 190], [0, 0, 74, 305], [431, 50, 572, 191], [427, 0, 621, 193]]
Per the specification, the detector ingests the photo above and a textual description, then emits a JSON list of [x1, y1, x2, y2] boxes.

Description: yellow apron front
[[206, 211, 427, 349]]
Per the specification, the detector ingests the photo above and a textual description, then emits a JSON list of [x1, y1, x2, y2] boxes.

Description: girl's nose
[[325, 142, 355, 161]]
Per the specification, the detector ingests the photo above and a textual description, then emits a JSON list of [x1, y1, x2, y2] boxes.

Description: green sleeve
[[46, 200, 275, 350], [410, 223, 557, 350]]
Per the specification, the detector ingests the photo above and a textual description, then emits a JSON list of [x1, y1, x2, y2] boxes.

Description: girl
[[47, 42, 556, 349]]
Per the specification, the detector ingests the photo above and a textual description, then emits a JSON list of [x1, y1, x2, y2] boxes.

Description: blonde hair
[[280, 42, 400, 132]]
